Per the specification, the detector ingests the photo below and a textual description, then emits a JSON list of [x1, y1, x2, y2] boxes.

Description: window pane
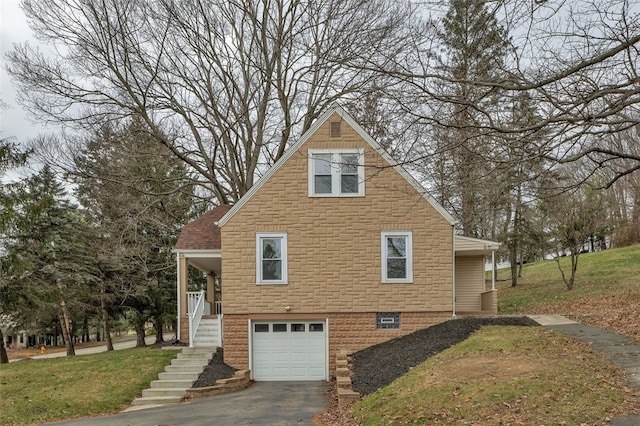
[[314, 175, 332, 193], [262, 238, 281, 259], [273, 323, 287, 332], [387, 237, 406, 258], [341, 175, 358, 193], [254, 324, 269, 332], [313, 154, 332, 175], [387, 258, 407, 279], [291, 323, 305, 332], [262, 260, 282, 280], [309, 323, 324, 332], [340, 155, 358, 174]]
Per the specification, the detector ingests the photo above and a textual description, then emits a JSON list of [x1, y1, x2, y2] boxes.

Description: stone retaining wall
[[185, 370, 251, 399], [335, 350, 360, 408]]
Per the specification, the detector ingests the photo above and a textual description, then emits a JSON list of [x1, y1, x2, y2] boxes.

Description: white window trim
[[256, 233, 288, 285], [381, 231, 413, 283], [308, 149, 365, 197]]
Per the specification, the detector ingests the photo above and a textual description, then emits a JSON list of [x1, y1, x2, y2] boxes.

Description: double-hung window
[[381, 231, 413, 283], [308, 149, 364, 196], [256, 233, 287, 284]]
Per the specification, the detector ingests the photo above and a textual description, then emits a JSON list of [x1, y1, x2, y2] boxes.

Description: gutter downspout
[[176, 253, 181, 341], [451, 226, 456, 319], [491, 249, 496, 291]]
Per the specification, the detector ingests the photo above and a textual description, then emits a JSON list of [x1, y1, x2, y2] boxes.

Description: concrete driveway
[[49, 381, 328, 426]]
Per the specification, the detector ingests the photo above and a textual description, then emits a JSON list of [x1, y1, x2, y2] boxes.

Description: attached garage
[[251, 320, 327, 381]]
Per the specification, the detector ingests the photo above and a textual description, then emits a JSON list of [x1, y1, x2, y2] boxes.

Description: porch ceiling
[[176, 250, 222, 275]]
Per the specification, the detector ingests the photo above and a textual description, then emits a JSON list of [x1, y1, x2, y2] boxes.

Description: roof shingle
[[174, 204, 231, 250]]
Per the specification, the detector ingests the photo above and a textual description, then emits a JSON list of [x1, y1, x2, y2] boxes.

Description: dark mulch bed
[[351, 316, 539, 396], [191, 349, 236, 388]]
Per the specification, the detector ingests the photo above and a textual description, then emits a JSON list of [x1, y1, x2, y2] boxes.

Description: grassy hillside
[[497, 244, 640, 340], [351, 326, 640, 425]]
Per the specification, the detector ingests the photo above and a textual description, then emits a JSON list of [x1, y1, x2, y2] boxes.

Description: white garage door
[[251, 320, 326, 381]]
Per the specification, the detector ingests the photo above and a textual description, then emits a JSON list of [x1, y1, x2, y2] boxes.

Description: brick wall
[[223, 312, 451, 376]]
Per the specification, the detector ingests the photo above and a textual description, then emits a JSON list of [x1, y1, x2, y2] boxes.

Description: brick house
[[174, 106, 499, 381]]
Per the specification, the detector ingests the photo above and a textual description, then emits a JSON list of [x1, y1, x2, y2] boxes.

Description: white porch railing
[[217, 314, 224, 347], [187, 291, 205, 348]]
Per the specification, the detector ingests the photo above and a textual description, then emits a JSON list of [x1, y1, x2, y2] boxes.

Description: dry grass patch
[[498, 244, 640, 341], [352, 326, 640, 425]]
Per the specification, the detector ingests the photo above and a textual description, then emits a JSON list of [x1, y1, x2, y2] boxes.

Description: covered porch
[[174, 205, 231, 347], [454, 235, 500, 315]]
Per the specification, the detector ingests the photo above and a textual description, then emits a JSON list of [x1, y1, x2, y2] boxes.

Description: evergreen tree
[[0, 138, 29, 363], [2, 166, 98, 356], [73, 118, 197, 346], [432, 0, 510, 237]]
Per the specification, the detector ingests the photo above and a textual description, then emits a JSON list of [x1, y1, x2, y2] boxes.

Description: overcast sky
[[1, 0, 48, 145]]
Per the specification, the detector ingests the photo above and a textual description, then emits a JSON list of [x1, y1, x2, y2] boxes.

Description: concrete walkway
[[529, 315, 640, 425], [10, 333, 176, 362]]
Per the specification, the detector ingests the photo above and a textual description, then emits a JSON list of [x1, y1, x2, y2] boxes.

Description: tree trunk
[[58, 298, 75, 356], [509, 249, 518, 288], [82, 315, 90, 342], [133, 312, 147, 347], [154, 316, 164, 344], [0, 328, 9, 364], [100, 287, 114, 351]]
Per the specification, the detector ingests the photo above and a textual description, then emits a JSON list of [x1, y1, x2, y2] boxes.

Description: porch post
[[491, 250, 496, 291], [179, 255, 189, 336], [206, 273, 215, 307]]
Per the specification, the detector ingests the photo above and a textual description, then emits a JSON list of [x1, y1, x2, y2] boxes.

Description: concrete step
[[176, 352, 213, 360], [171, 357, 211, 366], [181, 347, 217, 355], [131, 396, 182, 406], [150, 379, 195, 389], [142, 387, 189, 398], [164, 364, 205, 374], [197, 324, 218, 331], [131, 346, 217, 407], [158, 371, 201, 381]]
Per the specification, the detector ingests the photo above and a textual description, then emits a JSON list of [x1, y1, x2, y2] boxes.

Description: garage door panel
[[252, 320, 326, 381]]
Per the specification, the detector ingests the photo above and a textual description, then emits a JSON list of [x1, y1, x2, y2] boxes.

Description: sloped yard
[[350, 316, 537, 396]]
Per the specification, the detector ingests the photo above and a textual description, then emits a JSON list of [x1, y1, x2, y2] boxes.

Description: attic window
[[308, 149, 365, 197], [330, 121, 341, 137]]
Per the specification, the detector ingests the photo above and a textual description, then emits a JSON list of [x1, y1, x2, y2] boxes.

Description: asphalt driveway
[[49, 381, 328, 426]]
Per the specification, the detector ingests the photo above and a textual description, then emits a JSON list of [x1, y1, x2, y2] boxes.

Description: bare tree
[[541, 173, 609, 290], [360, 0, 640, 186], [7, 0, 422, 204]]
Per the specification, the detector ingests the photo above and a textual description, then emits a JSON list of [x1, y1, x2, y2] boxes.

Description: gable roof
[[217, 106, 457, 228], [174, 204, 232, 250]]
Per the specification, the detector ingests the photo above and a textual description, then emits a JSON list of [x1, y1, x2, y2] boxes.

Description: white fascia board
[[172, 249, 222, 258], [454, 235, 502, 251]]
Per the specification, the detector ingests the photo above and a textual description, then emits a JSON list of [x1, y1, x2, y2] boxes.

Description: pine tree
[[73, 118, 197, 346], [434, 0, 510, 237], [2, 166, 98, 356]]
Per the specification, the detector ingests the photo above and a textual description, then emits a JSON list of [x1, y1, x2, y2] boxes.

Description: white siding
[[455, 256, 485, 311]]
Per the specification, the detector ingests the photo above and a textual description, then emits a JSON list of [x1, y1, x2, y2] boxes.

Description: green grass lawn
[[353, 326, 640, 425], [497, 244, 640, 314], [349, 245, 640, 425], [0, 347, 176, 425]]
